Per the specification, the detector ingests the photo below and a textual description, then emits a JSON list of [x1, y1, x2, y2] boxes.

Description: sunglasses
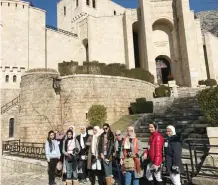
[[103, 127, 108, 130], [127, 130, 133, 132], [115, 134, 121, 136]]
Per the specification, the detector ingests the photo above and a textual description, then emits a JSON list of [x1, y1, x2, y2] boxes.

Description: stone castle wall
[[204, 32, 218, 81], [15, 73, 154, 142]]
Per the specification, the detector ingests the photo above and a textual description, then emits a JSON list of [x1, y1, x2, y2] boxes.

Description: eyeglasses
[[115, 134, 121, 136], [103, 127, 108, 130]]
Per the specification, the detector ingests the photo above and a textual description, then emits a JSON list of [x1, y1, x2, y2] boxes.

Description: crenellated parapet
[[1, 66, 26, 89]]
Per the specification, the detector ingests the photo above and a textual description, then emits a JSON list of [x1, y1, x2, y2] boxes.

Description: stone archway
[[155, 55, 171, 84]]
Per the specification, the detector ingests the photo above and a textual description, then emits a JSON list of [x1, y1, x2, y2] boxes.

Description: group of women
[[45, 121, 183, 185]]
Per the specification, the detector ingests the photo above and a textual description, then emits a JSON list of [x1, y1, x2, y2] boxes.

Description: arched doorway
[[155, 56, 171, 84]]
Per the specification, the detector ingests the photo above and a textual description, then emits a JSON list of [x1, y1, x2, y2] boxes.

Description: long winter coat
[[144, 131, 164, 166], [164, 134, 184, 174], [98, 131, 115, 161], [86, 135, 100, 169]]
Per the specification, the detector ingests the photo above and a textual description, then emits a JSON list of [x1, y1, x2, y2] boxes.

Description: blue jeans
[[102, 160, 112, 177], [125, 171, 139, 185], [66, 158, 78, 180], [115, 159, 124, 185]]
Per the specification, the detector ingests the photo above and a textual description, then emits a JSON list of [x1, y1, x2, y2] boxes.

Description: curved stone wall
[[18, 73, 154, 142], [60, 75, 155, 127], [19, 72, 60, 142]]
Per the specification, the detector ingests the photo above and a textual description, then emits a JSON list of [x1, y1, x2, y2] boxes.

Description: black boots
[[148, 180, 154, 185], [156, 181, 164, 185]]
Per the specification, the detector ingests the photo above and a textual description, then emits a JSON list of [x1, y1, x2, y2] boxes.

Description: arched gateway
[[155, 56, 171, 84]]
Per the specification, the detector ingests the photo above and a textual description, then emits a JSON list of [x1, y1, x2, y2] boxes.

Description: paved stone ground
[[1, 172, 65, 185]]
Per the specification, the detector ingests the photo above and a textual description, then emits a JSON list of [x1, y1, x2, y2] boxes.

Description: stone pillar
[[168, 80, 178, 98], [195, 19, 207, 80], [139, 0, 157, 83], [176, 0, 202, 87], [123, 13, 135, 69], [206, 127, 218, 167]]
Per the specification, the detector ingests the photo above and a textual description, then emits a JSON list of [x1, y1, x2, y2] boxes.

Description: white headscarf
[[80, 126, 87, 149], [124, 126, 136, 149], [166, 125, 176, 136], [92, 126, 100, 156]]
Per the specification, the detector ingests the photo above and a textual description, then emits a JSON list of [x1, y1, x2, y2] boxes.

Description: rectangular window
[[64, 6, 66, 16], [76, 0, 78, 7], [92, 0, 96, 8], [86, 0, 89, 6]]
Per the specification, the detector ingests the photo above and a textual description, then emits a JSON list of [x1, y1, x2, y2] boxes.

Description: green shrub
[[204, 79, 217, 86], [123, 68, 154, 84], [130, 101, 153, 114], [88, 105, 107, 126], [58, 61, 78, 75], [58, 61, 154, 84], [155, 85, 171, 97], [197, 86, 218, 127], [198, 80, 205, 85], [101, 63, 126, 76], [136, 98, 146, 103], [27, 68, 58, 73]]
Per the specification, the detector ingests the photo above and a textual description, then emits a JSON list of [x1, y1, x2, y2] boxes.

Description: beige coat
[[86, 135, 100, 169]]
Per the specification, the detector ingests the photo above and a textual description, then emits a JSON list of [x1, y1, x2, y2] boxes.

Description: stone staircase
[[135, 87, 209, 149]]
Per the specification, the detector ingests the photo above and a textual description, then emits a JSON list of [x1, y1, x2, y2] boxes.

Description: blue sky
[[26, 0, 218, 27]]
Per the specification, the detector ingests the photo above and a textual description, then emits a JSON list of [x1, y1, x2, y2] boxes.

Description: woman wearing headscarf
[[143, 121, 164, 185], [86, 126, 104, 185], [76, 126, 90, 184], [120, 126, 142, 185], [62, 129, 80, 185], [98, 123, 115, 185], [165, 125, 184, 185]]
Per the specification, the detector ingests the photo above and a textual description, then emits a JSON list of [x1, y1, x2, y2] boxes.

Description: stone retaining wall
[[1, 155, 47, 173], [17, 73, 155, 142]]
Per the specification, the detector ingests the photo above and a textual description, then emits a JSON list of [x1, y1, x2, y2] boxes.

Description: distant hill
[[196, 9, 218, 37]]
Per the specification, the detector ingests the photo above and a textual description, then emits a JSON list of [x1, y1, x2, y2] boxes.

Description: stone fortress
[[1, 0, 218, 141]]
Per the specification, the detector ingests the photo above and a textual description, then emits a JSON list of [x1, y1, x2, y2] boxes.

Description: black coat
[[76, 134, 90, 156], [165, 134, 184, 174], [98, 131, 115, 160]]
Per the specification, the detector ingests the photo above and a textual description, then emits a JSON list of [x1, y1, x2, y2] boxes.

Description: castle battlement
[[0, 66, 26, 73]]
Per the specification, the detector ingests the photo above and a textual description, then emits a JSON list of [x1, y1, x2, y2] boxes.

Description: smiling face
[[166, 128, 172, 137], [148, 124, 156, 133], [115, 133, 122, 140], [49, 132, 55, 140], [67, 131, 73, 139]]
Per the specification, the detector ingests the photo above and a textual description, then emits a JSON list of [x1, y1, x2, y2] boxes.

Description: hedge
[[27, 68, 58, 73], [58, 61, 154, 84], [197, 86, 218, 127], [130, 101, 153, 114], [198, 79, 217, 86], [204, 79, 217, 86], [154, 85, 171, 97], [88, 105, 107, 126]]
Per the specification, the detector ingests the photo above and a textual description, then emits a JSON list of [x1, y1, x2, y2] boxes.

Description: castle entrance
[[155, 56, 171, 84]]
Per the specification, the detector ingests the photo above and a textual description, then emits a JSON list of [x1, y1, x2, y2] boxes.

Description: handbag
[[56, 161, 63, 171], [124, 158, 135, 171]]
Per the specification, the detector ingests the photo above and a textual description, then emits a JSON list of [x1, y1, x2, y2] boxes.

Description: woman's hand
[[143, 153, 147, 159], [101, 153, 105, 159]]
